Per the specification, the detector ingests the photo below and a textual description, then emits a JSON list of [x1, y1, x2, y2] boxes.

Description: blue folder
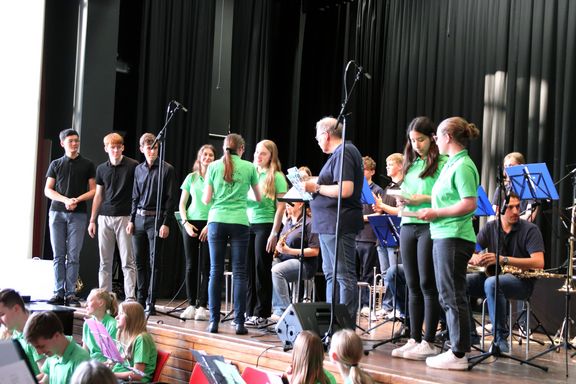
[[475, 185, 495, 216]]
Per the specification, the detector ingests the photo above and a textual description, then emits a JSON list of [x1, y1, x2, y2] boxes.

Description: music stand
[[366, 214, 407, 348], [475, 185, 495, 216], [469, 171, 549, 371]]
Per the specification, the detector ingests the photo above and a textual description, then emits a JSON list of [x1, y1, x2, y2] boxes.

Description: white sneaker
[[180, 305, 196, 320], [391, 338, 418, 358], [360, 306, 371, 317], [269, 313, 282, 322], [425, 350, 468, 370], [403, 340, 440, 361], [386, 309, 403, 320], [194, 306, 209, 321]]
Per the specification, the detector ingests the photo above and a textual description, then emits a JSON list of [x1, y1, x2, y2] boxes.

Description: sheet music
[[85, 318, 123, 363], [286, 167, 314, 201]]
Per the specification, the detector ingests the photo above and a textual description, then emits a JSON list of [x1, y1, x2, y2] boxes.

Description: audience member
[[329, 329, 374, 384], [25, 311, 90, 384], [70, 360, 117, 384], [82, 288, 118, 361], [284, 330, 336, 384]]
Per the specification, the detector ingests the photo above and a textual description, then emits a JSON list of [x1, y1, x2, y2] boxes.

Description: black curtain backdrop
[[132, 0, 576, 297], [135, 0, 215, 297]]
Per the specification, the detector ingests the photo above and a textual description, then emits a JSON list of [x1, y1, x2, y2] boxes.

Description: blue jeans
[[207, 222, 249, 324], [377, 245, 399, 310], [433, 238, 475, 353], [271, 258, 300, 316], [384, 264, 407, 316], [320, 233, 358, 320], [467, 273, 535, 341], [49, 211, 88, 297]]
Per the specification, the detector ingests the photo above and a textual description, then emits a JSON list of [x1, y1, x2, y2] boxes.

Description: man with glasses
[[304, 117, 364, 320], [44, 128, 96, 307]]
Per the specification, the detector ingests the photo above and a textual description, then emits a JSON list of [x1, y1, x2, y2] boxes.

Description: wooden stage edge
[[71, 304, 576, 384]]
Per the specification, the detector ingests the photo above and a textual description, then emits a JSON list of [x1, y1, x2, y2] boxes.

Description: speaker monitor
[[275, 302, 353, 348]]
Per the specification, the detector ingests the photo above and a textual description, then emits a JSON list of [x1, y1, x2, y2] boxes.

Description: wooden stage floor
[[72, 301, 576, 384]]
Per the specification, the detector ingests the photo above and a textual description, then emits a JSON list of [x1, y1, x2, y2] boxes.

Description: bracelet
[[270, 231, 278, 237]]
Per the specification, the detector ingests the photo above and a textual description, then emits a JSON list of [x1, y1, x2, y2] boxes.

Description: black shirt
[[46, 154, 95, 213], [310, 141, 364, 234], [277, 217, 319, 279], [476, 219, 544, 258], [131, 158, 176, 226], [95, 156, 139, 216]]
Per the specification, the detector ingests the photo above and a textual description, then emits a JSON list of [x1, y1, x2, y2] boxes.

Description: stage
[[69, 301, 576, 384]]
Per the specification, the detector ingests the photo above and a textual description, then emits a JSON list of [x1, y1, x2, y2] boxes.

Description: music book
[[85, 317, 124, 363], [0, 341, 38, 384], [286, 167, 314, 201], [385, 188, 412, 200], [191, 350, 245, 384]]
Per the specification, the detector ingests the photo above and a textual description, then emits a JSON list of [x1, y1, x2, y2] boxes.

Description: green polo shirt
[[181, 172, 211, 220], [401, 155, 447, 225], [41, 338, 90, 384], [112, 333, 157, 383], [247, 171, 288, 224], [206, 155, 258, 226], [13, 330, 42, 375], [430, 150, 479, 242], [321, 369, 337, 384], [82, 314, 117, 362]]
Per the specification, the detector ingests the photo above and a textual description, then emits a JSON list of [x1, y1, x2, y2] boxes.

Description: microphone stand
[[323, 60, 366, 348], [146, 101, 186, 320], [468, 167, 547, 371]]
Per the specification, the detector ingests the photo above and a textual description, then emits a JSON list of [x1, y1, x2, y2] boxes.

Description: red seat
[[241, 366, 284, 384], [189, 364, 211, 384], [152, 349, 171, 382]]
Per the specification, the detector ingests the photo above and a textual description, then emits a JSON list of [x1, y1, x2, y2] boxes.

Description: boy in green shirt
[[24, 311, 90, 384]]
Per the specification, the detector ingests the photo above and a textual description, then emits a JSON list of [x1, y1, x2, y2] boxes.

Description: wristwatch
[[502, 256, 509, 266], [181, 219, 188, 226]]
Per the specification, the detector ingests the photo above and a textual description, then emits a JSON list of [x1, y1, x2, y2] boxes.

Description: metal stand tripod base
[[468, 342, 548, 371]]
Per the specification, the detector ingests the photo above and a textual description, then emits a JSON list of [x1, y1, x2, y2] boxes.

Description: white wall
[[0, 2, 45, 260]]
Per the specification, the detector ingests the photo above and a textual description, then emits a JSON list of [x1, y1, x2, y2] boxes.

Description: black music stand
[[469, 169, 553, 371], [366, 214, 407, 348]]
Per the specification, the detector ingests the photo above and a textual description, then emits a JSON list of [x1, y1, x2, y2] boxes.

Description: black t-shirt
[[46, 154, 95, 213], [95, 156, 139, 216], [476, 219, 544, 258], [278, 217, 319, 279], [310, 141, 364, 234]]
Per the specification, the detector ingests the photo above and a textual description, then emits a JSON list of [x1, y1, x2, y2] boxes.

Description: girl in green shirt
[[245, 140, 287, 325], [329, 329, 373, 384], [178, 144, 216, 321], [82, 288, 118, 362], [203, 133, 261, 335], [113, 301, 157, 382], [285, 330, 336, 384]]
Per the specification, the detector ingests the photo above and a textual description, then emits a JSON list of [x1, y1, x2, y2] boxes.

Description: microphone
[[357, 66, 372, 80], [171, 100, 188, 112]]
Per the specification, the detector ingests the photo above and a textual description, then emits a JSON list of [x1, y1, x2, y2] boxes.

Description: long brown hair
[[402, 116, 441, 179], [290, 331, 331, 384], [192, 144, 216, 177], [116, 302, 148, 362], [256, 140, 285, 200], [222, 134, 245, 183]]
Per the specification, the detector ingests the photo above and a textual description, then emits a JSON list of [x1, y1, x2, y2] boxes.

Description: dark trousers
[[132, 215, 164, 306], [400, 223, 440, 342], [246, 223, 274, 318], [355, 241, 380, 307], [181, 220, 210, 307]]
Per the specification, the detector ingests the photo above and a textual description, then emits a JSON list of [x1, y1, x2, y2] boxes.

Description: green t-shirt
[[430, 150, 479, 242], [13, 330, 42, 375], [181, 172, 211, 220], [41, 338, 90, 384], [206, 155, 258, 226], [321, 369, 337, 384], [82, 313, 118, 362], [112, 333, 157, 383], [247, 171, 288, 224], [400, 155, 447, 225]]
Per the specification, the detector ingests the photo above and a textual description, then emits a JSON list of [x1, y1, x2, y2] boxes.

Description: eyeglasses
[[315, 130, 328, 141]]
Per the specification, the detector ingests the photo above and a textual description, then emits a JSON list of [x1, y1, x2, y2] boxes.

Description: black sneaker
[[65, 295, 81, 307], [47, 295, 64, 305]]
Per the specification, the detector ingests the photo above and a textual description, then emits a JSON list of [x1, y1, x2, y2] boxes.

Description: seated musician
[[466, 192, 544, 353], [270, 201, 320, 321]]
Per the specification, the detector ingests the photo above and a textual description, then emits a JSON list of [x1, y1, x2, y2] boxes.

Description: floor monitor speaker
[[275, 302, 353, 349]]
